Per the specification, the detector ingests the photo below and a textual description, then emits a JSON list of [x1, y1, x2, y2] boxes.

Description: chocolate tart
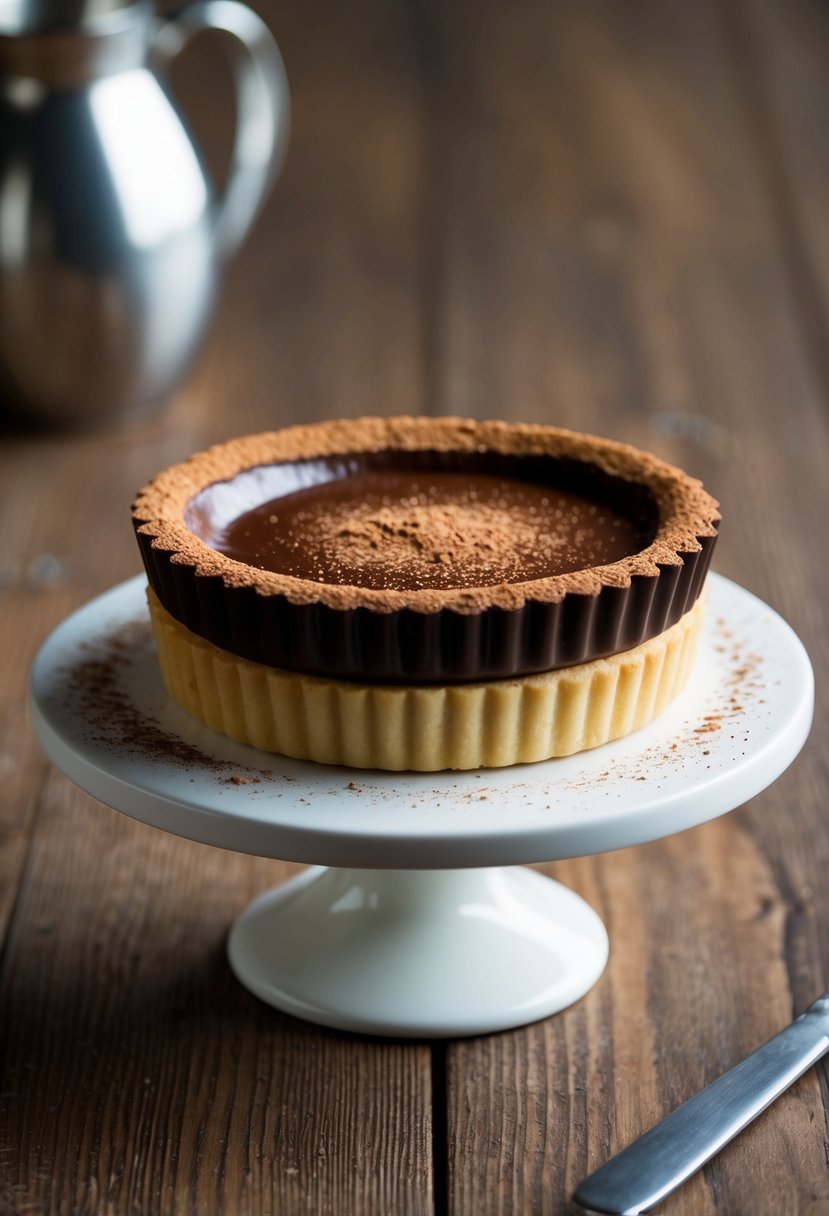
[[132, 416, 720, 685]]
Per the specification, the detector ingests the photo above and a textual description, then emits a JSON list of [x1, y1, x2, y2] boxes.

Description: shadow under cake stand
[[30, 573, 813, 1037]]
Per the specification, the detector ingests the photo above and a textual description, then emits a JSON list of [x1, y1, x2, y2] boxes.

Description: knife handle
[[572, 995, 829, 1216]]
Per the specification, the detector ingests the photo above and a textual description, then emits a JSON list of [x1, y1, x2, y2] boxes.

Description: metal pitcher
[[0, 0, 289, 425]]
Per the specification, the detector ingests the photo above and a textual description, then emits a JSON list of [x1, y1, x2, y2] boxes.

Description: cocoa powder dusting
[[135, 416, 720, 614], [326, 502, 524, 572], [218, 472, 643, 593], [559, 618, 771, 796], [60, 619, 267, 781]]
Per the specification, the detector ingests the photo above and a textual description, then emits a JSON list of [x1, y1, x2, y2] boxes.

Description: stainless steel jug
[[0, 0, 289, 425]]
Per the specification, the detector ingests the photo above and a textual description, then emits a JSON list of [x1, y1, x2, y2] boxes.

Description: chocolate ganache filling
[[185, 450, 658, 591]]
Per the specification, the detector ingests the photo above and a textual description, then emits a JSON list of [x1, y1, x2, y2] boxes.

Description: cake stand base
[[227, 864, 609, 1037]]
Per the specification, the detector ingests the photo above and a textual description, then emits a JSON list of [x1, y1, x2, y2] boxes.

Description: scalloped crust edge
[[148, 581, 705, 763], [147, 586, 706, 772]]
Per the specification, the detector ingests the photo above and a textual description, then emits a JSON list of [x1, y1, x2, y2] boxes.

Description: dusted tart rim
[[132, 416, 719, 615], [131, 416, 719, 682]]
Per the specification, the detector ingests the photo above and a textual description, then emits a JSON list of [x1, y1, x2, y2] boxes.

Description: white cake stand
[[29, 574, 813, 1037]]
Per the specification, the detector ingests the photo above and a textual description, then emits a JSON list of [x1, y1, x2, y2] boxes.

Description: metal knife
[[571, 994, 829, 1215]]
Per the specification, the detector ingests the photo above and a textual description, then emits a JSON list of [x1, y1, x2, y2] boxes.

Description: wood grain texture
[[0, 787, 431, 1215], [426, 0, 829, 1212], [0, 0, 433, 1212], [725, 0, 829, 408]]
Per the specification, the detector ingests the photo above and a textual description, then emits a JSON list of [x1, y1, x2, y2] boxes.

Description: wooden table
[[3, 0, 829, 1211]]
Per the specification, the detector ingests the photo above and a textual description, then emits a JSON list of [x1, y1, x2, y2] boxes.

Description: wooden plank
[[428, 1, 829, 1212], [724, 0, 829, 403], [0, 428, 183, 945], [0, 784, 432, 1215], [0, 0, 433, 1211], [169, 0, 426, 443]]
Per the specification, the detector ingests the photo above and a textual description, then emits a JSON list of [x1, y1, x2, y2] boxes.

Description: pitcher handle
[[154, 0, 290, 261]]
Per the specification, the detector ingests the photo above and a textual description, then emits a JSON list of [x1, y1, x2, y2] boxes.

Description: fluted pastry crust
[[148, 588, 706, 772]]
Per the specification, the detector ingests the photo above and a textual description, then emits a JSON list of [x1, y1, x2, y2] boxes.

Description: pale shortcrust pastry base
[[145, 586, 700, 773], [147, 588, 705, 772]]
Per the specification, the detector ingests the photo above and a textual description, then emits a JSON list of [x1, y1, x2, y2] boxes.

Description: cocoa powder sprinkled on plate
[[557, 615, 771, 797], [59, 617, 268, 782]]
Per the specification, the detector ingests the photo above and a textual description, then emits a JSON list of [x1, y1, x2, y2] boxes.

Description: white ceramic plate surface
[[29, 573, 813, 870]]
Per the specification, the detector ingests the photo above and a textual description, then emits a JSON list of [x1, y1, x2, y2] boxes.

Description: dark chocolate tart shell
[[132, 417, 720, 684]]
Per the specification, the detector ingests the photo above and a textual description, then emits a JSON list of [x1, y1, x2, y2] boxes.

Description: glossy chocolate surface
[[185, 451, 658, 592]]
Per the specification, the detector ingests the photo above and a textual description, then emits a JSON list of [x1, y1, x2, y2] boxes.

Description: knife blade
[[571, 994, 829, 1215]]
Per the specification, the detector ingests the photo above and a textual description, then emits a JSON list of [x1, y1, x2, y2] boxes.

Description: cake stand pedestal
[[227, 865, 608, 1036], [30, 574, 813, 1037]]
